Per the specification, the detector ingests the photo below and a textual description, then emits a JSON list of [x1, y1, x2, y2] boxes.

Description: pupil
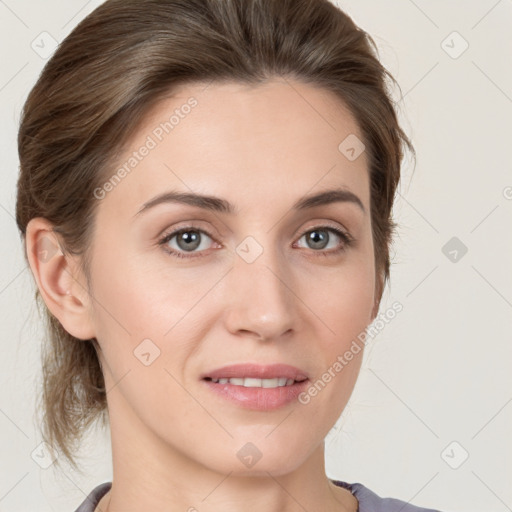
[[309, 230, 327, 249], [178, 231, 200, 251]]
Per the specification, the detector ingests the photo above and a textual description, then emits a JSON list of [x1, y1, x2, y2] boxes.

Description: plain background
[[1, 1, 511, 511]]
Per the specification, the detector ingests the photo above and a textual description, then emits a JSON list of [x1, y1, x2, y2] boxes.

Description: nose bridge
[[225, 234, 296, 338]]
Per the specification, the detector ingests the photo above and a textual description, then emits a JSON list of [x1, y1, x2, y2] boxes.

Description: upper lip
[[200, 363, 309, 381]]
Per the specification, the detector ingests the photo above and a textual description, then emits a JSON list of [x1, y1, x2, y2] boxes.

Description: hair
[[16, 0, 415, 473]]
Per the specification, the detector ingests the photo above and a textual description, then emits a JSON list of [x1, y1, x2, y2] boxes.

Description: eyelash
[[158, 224, 355, 260]]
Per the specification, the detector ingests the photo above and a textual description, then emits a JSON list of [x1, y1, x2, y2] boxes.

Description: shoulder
[[73, 482, 112, 512], [331, 479, 444, 512]]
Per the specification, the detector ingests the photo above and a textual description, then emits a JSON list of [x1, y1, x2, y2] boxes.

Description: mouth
[[199, 363, 310, 410], [200, 362, 309, 383], [202, 376, 308, 388]]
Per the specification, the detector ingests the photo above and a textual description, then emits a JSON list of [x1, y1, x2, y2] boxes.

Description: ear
[[25, 217, 96, 340]]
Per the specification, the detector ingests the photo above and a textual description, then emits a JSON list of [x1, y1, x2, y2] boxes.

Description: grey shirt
[[74, 480, 444, 511]]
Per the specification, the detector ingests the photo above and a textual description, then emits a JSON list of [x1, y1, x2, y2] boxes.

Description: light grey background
[[1, 1, 511, 511]]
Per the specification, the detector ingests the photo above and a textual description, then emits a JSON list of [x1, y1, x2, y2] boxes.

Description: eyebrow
[[134, 187, 366, 218]]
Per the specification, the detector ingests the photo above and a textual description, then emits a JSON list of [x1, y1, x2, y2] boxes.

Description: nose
[[223, 242, 299, 342]]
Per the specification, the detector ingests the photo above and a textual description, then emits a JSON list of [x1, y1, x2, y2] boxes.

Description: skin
[[26, 78, 381, 512]]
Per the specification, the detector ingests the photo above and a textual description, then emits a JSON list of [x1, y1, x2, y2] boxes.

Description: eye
[[294, 226, 354, 256], [158, 227, 217, 259], [158, 224, 354, 259]]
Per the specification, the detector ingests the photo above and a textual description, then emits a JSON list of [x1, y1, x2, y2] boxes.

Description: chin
[[205, 444, 309, 478]]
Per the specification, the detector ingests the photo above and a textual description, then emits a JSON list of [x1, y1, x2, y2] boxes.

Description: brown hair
[[16, 0, 415, 473]]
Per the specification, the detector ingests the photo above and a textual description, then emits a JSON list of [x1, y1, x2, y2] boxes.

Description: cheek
[[311, 252, 376, 342], [297, 263, 372, 426], [89, 249, 202, 428], [88, 244, 223, 391], [302, 249, 374, 405], [89, 241, 203, 335]]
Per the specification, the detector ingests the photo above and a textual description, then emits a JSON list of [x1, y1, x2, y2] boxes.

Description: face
[[82, 78, 378, 476]]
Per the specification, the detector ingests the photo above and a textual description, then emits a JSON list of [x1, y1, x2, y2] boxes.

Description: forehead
[[98, 78, 370, 217]]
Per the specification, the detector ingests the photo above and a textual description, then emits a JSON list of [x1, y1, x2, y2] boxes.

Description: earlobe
[[25, 217, 96, 341]]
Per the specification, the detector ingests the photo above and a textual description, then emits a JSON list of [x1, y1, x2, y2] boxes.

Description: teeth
[[211, 377, 297, 388]]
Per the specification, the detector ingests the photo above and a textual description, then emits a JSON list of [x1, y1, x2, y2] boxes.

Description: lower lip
[[201, 379, 310, 411]]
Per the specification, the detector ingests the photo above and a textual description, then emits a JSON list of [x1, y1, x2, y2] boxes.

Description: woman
[[16, 0, 445, 510]]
